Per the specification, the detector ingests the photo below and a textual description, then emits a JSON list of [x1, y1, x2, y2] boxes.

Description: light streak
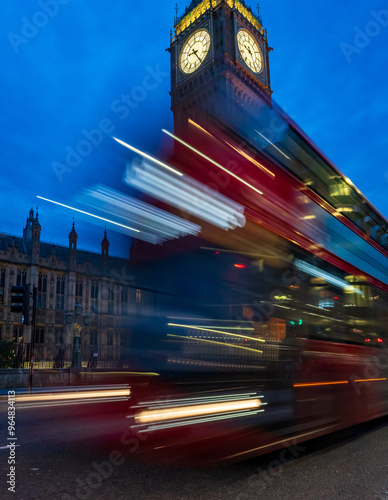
[[223, 425, 337, 461], [36, 197, 141, 234], [224, 140, 275, 178], [294, 381, 348, 387], [336, 207, 354, 213], [255, 129, 291, 160], [306, 304, 330, 311], [15, 388, 131, 402], [353, 378, 387, 383], [295, 259, 364, 295], [94, 371, 160, 377], [126, 160, 245, 230], [135, 398, 262, 424], [167, 334, 264, 353], [162, 129, 264, 196], [188, 119, 214, 138], [140, 392, 264, 406], [304, 311, 344, 323], [112, 137, 183, 176], [167, 323, 266, 342], [79, 185, 201, 243]]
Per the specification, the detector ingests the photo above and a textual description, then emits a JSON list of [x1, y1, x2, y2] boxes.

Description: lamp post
[[66, 303, 90, 369]]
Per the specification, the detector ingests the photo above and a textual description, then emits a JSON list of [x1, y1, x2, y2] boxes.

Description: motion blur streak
[[15, 388, 131, 402], [294, 381, 349, 387], [223, 426, 337, 462], [161, 129, 264, 196], [125, 158, 246, 230], [224, 140, 275, 179], [167, 334, 264, 354], [295, 259, 364, 295], [167, 323, 266, 342], [305, 311, 345, 323], [135, 398, 262, 424], [112, 136, 183, 176], [255, 129, 291, 160], [76, 185, 201, 244], [188, 119, 214, 138], [354, 378, 387, 383], [36, 196, 140, 233]]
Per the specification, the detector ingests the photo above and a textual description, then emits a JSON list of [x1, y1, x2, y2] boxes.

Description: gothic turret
[[101, 230, 110, 257], [68, 220, 78, 251], [23, 207, 35, 247], [31, 208, 41, 264], [32, 210, 41, 242]]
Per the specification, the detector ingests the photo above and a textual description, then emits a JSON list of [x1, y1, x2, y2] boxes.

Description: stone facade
[[0, 209, 145, 365]]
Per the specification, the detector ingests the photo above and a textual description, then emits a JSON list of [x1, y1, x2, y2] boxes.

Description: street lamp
[[66, 304, 90, 368]]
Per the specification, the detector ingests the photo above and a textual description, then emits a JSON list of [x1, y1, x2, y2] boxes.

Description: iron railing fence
[[0, 341, 122, 369]]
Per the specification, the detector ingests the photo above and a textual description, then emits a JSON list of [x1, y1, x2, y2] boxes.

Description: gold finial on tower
[[174, 3, 179, 24]]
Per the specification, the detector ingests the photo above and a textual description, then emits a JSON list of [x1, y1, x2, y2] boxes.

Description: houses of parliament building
[[0, 208, 142, 367]]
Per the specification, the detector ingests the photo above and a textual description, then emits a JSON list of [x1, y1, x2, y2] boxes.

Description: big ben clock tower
[[169, 0, 272, 136]]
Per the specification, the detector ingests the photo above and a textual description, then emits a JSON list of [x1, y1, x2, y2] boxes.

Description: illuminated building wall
[[0, 209, 143, 363]]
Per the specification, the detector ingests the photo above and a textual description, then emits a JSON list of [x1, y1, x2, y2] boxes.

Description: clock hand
[[245, 44, 253, 56], [190, 49, 202, 62]]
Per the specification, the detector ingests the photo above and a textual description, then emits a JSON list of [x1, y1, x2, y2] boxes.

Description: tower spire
[[101, 229, 110, 257], [174, 3, 179, 24], [69, 217, 78, 251], [257, 3, 262, 24]]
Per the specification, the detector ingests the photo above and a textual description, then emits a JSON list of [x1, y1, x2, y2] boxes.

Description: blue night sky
[[1, 1, 388, 257]]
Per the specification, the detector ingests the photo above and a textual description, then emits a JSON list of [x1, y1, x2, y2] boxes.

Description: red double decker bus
[[118, 101, 388, 464]]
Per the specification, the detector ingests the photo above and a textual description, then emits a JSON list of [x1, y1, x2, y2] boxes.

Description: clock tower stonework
[[169, 0, 272, 136]]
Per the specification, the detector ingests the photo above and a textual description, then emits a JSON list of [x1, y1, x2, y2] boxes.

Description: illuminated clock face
[[237, 29, 263, 74], [179, 29, 211, 74]]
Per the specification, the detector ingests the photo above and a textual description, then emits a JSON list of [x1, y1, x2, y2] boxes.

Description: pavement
[[0, 399, 388, 500]]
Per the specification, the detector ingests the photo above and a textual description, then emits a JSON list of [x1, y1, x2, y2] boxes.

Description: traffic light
[[10, 285, 30, 325]]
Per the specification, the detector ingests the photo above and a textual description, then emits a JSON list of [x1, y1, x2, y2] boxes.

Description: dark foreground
[[1, 401, 388, 500]]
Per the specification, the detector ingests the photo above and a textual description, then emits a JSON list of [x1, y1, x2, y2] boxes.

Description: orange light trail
[[15, 388, 131, 402], [294, 381, 349, 388], [353, 378, 387, 383], [162, 129, 264, 196], [224, 140, 275, 179]]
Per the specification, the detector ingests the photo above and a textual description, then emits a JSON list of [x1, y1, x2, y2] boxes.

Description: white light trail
[[126, 159, 246, 230], [16, 388, 131, 402], [255, 129, 291, 160], [135, 398, 262, 424], [36, 196, 140, 233], [167, 334, 264, 354], [167, 323, 265, 342], [76, 185, 201, 244], [112, 136, 183, 176], [295, 259, 364, 295]]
